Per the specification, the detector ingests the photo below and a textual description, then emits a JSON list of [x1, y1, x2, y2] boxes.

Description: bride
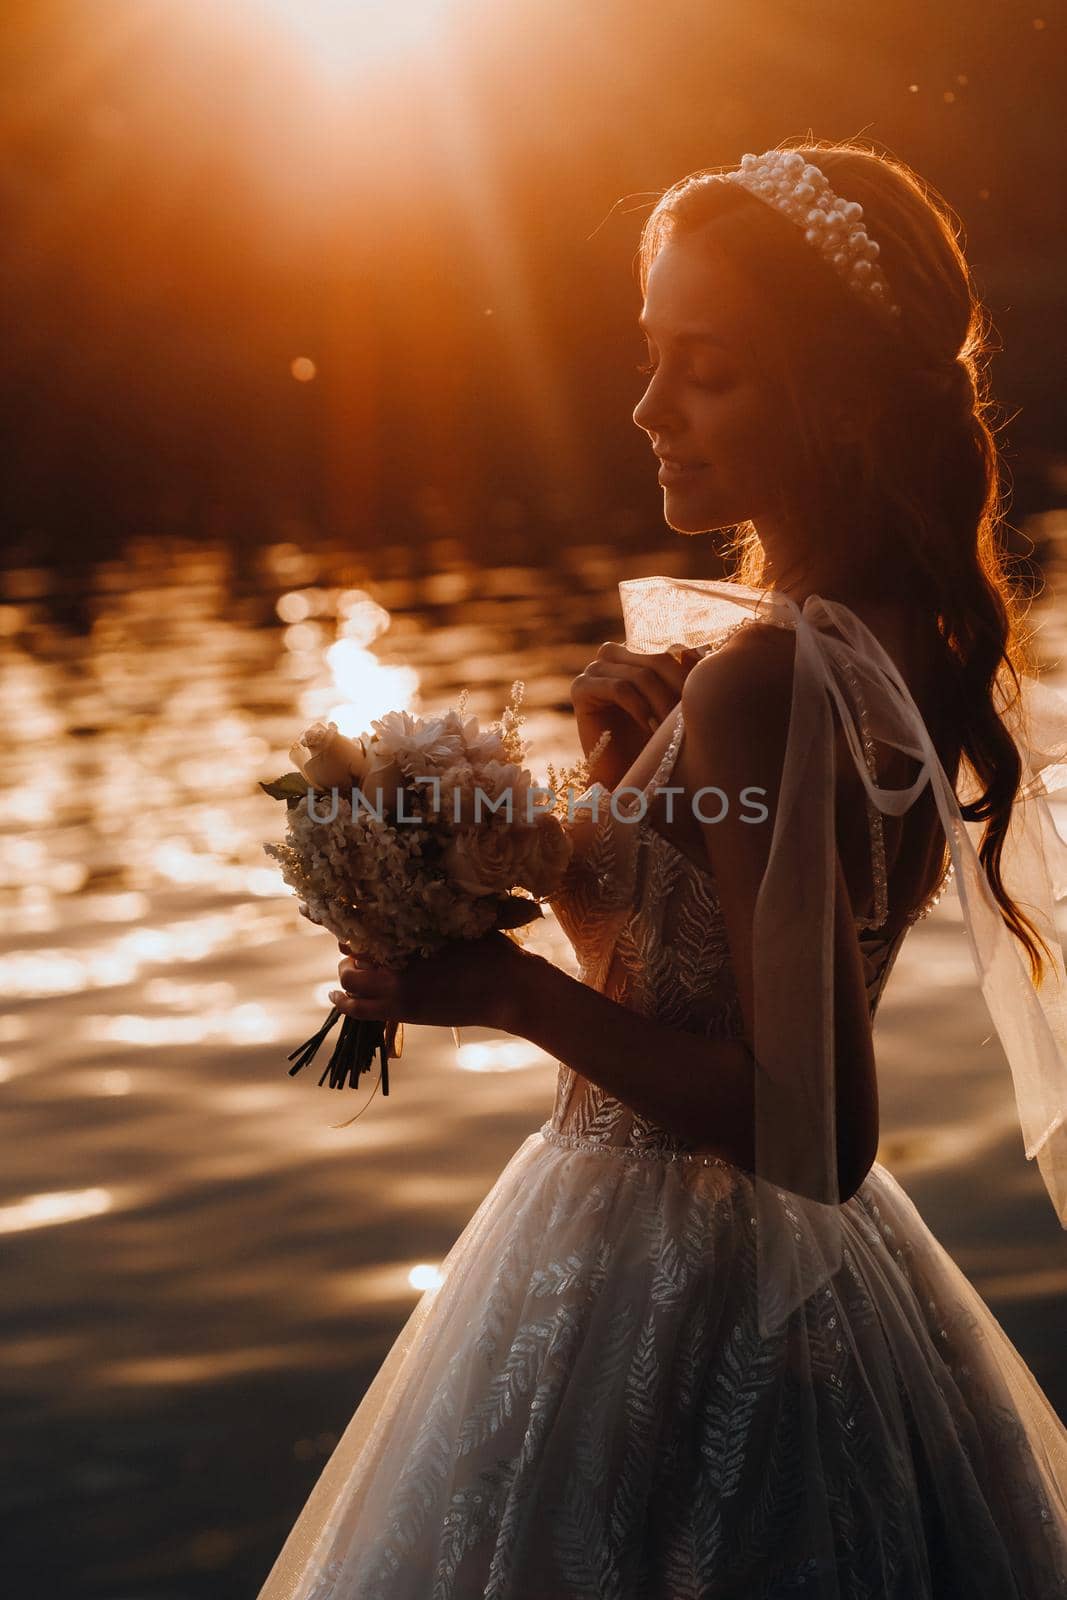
[[257, 140, 1067, 1598]]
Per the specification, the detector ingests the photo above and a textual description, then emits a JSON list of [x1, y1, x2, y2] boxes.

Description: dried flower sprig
[[545, 727, 614, 822], [489, 680, 531, 767]]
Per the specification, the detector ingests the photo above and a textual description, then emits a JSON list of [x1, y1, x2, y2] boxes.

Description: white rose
[[442, 827, 522, 896], [356, 751, 408, 819], [289, 721, 368, 789]]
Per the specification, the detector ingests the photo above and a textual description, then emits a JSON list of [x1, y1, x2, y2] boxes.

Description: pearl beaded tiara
[[719, 149, 901, 320]]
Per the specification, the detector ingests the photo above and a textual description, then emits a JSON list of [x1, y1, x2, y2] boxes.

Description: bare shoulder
[[681, 619, 797, 741]]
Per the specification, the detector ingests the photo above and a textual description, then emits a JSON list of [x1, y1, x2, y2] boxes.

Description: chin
[[663, 503, 732, 535], [661, 484, 749, 535]]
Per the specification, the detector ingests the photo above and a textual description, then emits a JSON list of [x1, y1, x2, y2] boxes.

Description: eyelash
[[636, 359, 729, 392]]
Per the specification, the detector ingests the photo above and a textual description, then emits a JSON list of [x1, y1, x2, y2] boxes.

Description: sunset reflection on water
[[3, 527, 1067, 1594]]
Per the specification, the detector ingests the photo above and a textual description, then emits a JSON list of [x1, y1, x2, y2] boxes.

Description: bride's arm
[[502, 953, 759, 1159], [502, 625, 880, 1202]]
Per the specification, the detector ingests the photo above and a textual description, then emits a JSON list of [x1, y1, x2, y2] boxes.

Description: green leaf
[[260, 772, 312, 802]]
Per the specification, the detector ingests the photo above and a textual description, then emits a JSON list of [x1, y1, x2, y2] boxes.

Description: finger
[[595, 642, 690, 699], [328, 987, 387, 1018], [334, 966, 392, 1004], [582, 661, 678, 726], [586, 656, 683, 716], [570, 681, 646, 732], [588, 676, 660, 735], [337, 966, 391, 1006], [337, 952, 383, 976]]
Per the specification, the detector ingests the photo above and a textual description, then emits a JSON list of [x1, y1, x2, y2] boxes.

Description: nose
[[632, 369, 673, 437]]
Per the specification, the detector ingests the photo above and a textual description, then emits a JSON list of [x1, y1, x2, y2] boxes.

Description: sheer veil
[[619, 574, 1067, 1337]]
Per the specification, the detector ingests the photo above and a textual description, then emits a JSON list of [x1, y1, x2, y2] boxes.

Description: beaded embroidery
[[841, 654, 891, 932], [840, 655, 956, 929], [541, 1120, 734, 1170]]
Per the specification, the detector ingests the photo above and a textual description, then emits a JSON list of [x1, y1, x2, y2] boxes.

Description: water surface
[[3, 528, 1066, 1597]]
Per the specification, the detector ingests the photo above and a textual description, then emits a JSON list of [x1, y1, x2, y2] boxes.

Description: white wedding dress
[[257, 600, 1067, 1600]]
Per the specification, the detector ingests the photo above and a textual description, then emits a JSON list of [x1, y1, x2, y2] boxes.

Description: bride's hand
[[570, 641, 701, 786], [328, 932, 534, 1033]]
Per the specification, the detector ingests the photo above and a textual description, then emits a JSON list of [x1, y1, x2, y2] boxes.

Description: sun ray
[[419, 56, 600, 523], [251, 0, 454, 77]]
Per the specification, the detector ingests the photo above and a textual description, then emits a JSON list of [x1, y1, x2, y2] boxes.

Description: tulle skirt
[[257, 1124, 1067, 1600]]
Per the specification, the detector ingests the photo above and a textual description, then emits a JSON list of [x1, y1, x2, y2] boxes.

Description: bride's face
[[632, 233, 795, 535]]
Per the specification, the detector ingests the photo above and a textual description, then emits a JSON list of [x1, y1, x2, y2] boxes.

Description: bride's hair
[[637, 135, 1055, 986]]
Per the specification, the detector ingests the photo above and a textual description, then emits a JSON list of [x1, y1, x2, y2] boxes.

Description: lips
[[657, 456, 709, 483]]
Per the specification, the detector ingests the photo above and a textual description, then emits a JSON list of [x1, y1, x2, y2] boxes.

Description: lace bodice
[[544, 621, 955, 1162]]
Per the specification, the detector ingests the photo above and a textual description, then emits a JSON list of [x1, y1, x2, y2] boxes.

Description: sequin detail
[[841, 655, 956, 930], [842, 652, 892, 932], [540, 1119, 734, 1170]]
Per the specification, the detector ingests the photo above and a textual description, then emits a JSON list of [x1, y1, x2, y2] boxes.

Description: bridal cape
[[257, 577, 1067, 1599]]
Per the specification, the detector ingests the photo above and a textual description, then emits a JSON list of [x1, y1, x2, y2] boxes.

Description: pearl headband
[[719, 149, 901, 321]]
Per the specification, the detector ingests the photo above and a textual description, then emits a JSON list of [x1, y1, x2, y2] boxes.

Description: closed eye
[[637, 359, 734, 393]]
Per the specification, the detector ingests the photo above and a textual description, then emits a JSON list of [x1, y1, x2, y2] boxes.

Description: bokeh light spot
[[408, 1263, 445, 1291]]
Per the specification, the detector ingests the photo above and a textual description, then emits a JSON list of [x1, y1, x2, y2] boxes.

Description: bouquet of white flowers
[[261, 683, 587, 1101]]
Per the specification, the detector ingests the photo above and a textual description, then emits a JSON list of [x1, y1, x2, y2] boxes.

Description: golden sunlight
[[323, 638, 420, 734], [0, 1187, 114, 1236], [250, 0, 454, 76], [455, 1039, 551, 1073]]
